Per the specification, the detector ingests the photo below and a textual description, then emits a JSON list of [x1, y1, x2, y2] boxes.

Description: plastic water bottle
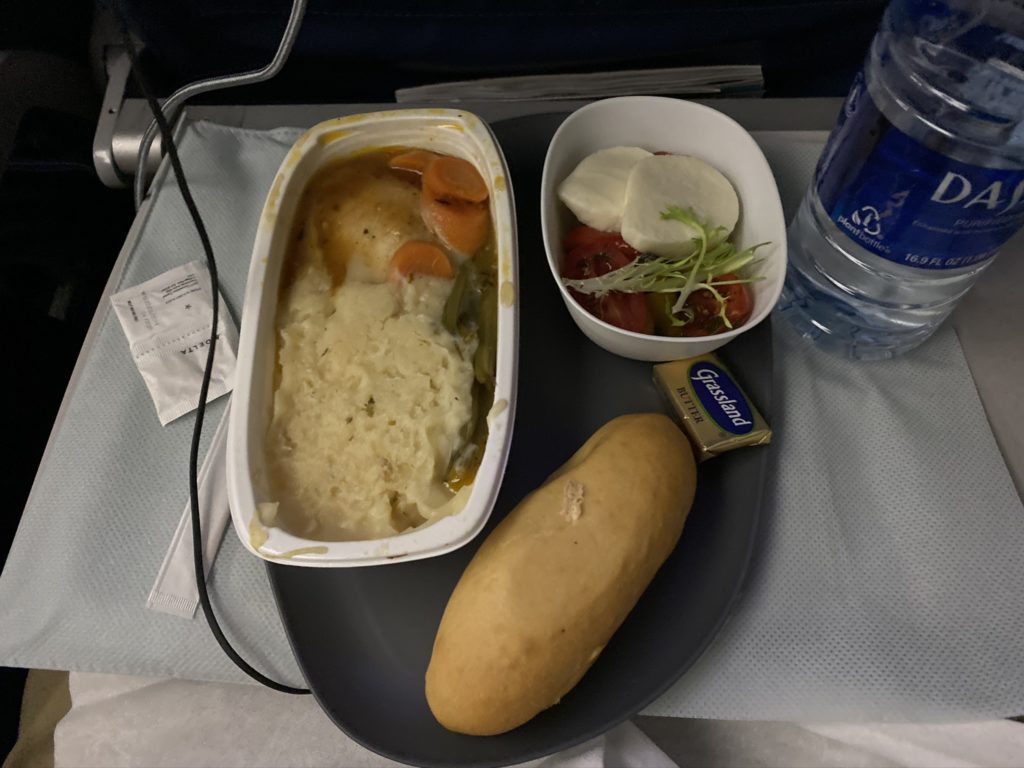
[[780, 0, 1024, 359]]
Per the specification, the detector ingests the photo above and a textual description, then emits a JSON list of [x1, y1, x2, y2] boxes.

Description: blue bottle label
[[688, 361, 754, 436], [816, 72, 1024, 270]]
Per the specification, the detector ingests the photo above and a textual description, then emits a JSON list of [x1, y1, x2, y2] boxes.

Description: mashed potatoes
[[266, 250, 477, 541]]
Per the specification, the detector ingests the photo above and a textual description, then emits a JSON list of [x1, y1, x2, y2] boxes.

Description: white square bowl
[[226, 110, 518, 567], [540, 96, 787, 361]]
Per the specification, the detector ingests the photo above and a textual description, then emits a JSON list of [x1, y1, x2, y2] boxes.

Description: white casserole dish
[[540, 96, 787, 361], [226, 110, 518, 567]]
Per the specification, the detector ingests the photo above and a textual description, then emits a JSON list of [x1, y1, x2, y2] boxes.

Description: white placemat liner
[[1, 123, 305, 686], [54, 673, 675, 768], [1, 121, 1021, 720], [54, 673, 1024, 768]]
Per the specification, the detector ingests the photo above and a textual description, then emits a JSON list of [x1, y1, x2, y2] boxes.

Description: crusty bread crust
[[426, 413, 696, 735]]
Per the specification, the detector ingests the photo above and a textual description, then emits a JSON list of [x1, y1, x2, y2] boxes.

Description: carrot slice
[[388, 150, 439, 175], [423, 156, 489, 204], [389, 240, 454, 282], [421, 185, 490, 257]]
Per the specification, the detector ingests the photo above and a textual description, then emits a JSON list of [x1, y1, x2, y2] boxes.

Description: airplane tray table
[[1, 102, 1022, 742]]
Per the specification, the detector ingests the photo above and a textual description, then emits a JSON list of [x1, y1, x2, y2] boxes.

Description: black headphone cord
[[118, 20, 310, 696]]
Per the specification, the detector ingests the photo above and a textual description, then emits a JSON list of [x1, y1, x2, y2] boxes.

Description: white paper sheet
[[54, 673, 1024, 768]]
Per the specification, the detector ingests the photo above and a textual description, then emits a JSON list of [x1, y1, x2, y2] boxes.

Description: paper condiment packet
[[111, 260, 237, 425], [654, 353, 772, 461]]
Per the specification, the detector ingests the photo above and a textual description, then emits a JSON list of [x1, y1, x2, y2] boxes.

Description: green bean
[[443, 260, 476, 335], [474, 285, 497, 385]]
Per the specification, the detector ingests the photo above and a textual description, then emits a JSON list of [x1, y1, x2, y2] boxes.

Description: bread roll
[[425, 413, 696, 735]]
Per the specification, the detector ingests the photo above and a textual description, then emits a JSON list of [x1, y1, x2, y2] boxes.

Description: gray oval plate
[[268, 113, 773, 768]]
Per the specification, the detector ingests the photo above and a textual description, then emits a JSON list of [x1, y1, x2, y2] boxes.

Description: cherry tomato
[[718, 275, 753, 328], [563, 226, 640, 261], [562, 243, 632, 281], [648, 273, 753, 336], [560, 230, 651, 334], [677, 289, 724, 336], [597, 292, 651, 333]]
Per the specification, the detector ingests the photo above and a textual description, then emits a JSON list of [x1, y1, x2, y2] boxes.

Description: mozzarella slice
[[557, 146, 652, 232], [620, 155, 739, 258]]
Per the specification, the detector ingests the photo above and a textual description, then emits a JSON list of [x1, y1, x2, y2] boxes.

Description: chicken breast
[[302, 162, 433, 284]]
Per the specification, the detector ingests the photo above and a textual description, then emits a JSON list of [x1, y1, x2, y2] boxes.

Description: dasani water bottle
[[781, 0, 1024, 359]]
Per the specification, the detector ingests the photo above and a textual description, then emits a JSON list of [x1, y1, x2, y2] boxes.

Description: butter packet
[[653, 353, 771, 461]]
